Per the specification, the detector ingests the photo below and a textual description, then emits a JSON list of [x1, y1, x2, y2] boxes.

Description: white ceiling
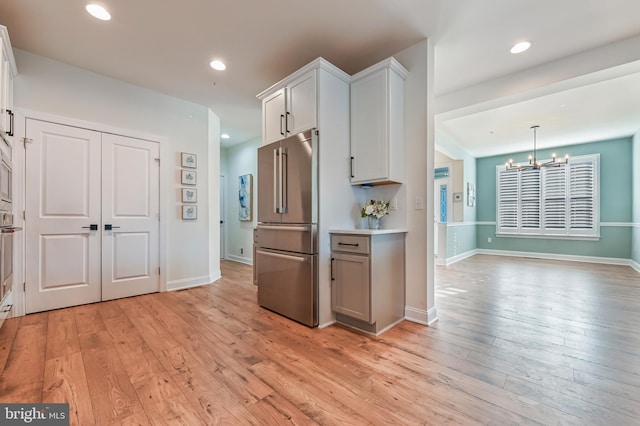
[[1, 0, 639, 154]]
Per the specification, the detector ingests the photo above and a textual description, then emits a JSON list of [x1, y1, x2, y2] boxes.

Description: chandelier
[[506, 125, 569, 170]]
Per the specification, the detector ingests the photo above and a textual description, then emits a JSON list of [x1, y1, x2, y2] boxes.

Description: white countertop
[[329, 228, 408, 235]]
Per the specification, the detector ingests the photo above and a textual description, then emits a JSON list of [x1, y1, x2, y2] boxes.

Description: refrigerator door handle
[[273, 148, 278, 213], [258, 225, 310, 232], [281, 147, 288, 213], [258, 250, 308, 263]]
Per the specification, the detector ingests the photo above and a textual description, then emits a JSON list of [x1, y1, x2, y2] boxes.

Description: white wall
[[394, 39, 437, 325], [633, 129, 640, 267], [13, 49, 220, 293], [223, 137, 260, 264]]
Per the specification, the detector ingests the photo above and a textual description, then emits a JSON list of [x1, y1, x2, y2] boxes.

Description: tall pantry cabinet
[[0, 25, 16, 142], [0, 25, 16, 330], [257, 58, 353, 326]]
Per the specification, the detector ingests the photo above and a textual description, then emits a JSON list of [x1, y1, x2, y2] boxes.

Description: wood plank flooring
[[1, 256, 639, 425]]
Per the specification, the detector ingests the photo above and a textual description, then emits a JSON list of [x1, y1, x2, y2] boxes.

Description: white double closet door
[[25, 119, 160, 314]]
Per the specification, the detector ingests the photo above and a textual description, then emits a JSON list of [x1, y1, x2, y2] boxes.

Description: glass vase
[[368, 216, 381, 230]]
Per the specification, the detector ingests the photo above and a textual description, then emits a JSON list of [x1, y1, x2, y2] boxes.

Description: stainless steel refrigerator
[[255, 129, 318, 327]]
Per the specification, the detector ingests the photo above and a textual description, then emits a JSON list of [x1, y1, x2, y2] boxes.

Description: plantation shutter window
[[495, 154, 599, 239], [497, 169, 518, 232]]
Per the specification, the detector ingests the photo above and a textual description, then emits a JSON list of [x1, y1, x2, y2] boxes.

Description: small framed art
[[181, 170, 197, 185], [182, 205, 197, 220], [182, 188, 197, 203], [238, 173, 253, 221], [181, 152, 197, 168]]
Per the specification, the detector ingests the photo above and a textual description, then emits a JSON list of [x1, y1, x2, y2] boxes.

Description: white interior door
[[25, 120, 161, 313], [101, 133, 160, 301], [25, 120, 102, 313]]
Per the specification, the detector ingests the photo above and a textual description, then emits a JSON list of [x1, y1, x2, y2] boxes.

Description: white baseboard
[[477, 249, 638, 271], [167, 275, 212, 291], [318, 319, 336, 329], [225, 254, 253, 265], [631, 259, 640, 273], [405, 306, 438, 326], [440, 249, 478, 266]]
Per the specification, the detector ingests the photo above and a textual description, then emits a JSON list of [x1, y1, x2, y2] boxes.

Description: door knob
[[104, 224, 121, 230], [82, 224, 98, 231]]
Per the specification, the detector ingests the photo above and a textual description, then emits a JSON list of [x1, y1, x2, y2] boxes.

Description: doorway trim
[[12, 108, 169, 317]]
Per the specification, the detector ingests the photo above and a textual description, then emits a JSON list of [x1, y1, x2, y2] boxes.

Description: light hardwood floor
[[1, 256, 639, 425]]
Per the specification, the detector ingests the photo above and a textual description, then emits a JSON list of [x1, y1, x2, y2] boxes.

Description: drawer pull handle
[[338, 242, 359, 247]]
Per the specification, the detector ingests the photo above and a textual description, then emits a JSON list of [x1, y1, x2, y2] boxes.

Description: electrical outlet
[[487, 237, 492, 243], [240, 248, 244, 255], [415, 197, 424, 210], [390, 197, 398, 211]]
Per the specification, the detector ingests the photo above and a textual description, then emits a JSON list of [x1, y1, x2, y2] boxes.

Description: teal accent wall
[[633, 131, 640, 264], [476, 137, 634, 259], [445, 224, 477, 259]]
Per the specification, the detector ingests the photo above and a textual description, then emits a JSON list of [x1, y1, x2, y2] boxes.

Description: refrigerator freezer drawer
[[256, 224, 317, 254], [256, 248, 318, 327]]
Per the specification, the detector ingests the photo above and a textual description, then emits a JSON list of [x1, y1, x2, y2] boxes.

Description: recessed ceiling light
[[221, 134, 230, 139], [510, 41, 531, 54], [210, 60, 226, 71], [86, 4, 111, 21]]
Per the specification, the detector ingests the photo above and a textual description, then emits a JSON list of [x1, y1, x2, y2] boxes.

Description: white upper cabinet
[[350, 57, 407, 185], [0, 25, 16, 143], [258, 58, 352, 145], [261, 71, 317, 144]]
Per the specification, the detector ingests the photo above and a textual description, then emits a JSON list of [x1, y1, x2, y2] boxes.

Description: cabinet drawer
[[331, 234, 370, 254]]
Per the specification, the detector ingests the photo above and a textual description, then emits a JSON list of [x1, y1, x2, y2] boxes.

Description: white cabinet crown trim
[[351, 57, 408, 81], [256, 57, 350, 100], [0, 26, 17, 76]]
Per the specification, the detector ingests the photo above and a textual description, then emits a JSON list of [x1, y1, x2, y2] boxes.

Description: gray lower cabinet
[[330, 231, 405, 334]]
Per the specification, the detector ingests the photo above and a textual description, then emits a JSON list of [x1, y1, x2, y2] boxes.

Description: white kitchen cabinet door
[[262, 88, 286, 145], [101, 133, 160, 301], [331, 252, 370, 322], [0, 43, 6, 136], [350, 58, 407, 185], [25, 120, 102, 313], [285, 70, 317, 136]]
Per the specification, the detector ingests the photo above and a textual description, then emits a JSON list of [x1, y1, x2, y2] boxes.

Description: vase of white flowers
[[361, 199, 390, 229]]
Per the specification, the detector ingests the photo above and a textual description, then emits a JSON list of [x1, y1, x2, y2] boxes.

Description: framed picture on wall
[[182, 188, 197, 203], [238, 173, 252, 221], [181, 152, 197, 168], [181, 170, 197, 185], [182, 205, 197, 220], [467, 182, 476, 207]]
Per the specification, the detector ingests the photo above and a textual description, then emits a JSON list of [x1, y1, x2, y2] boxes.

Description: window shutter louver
[[570, 162, 595, 230], [542, 166, 567, 230], [498, 169, 518, 230], [520, 169, 540, 229]]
